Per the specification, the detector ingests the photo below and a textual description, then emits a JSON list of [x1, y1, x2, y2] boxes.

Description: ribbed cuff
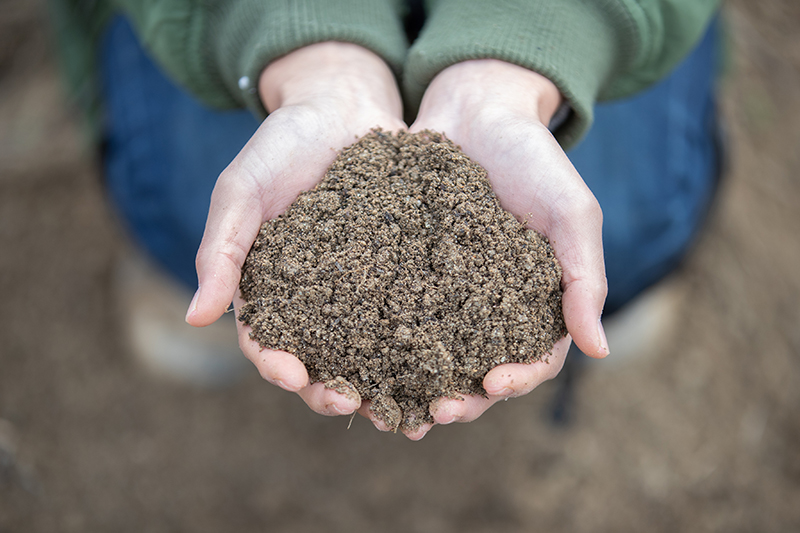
[[199, 0, 408, 118], [404, 0, 637, 148]]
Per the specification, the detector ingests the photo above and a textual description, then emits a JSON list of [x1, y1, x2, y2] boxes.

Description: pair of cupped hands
[[185, 42, 609, 440]]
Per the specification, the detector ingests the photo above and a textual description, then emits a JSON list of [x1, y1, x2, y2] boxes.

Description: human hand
[[401, 59, 610, 439], [185, 42, 406, 420]]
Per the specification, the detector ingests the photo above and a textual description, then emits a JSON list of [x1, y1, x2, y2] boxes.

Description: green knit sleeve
[[114, 0, 409, 118], [404, 0, 721, 148]]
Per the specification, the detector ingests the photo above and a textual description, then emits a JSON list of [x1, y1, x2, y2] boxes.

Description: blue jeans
[[570, 21, 721, 313], [100, 16, 720, 315]]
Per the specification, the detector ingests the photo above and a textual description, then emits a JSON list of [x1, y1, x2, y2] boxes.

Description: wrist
[[258, 42, 402, 116], [417, 59, 563, 127]]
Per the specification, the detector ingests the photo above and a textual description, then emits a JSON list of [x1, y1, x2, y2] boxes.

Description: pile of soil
[[238, 130, 566, 431]]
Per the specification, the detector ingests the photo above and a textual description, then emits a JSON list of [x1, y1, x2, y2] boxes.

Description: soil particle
[[238, 130, 567, 431], [324, 376, 361, 404]]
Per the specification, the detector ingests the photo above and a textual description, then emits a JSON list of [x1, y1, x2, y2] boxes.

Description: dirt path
[[1, 1, 799, 531]]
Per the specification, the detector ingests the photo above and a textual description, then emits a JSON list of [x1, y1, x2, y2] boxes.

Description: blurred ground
[[1, 1, 799, 531]]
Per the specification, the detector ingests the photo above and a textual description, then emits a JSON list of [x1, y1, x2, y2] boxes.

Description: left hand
[[185, 42, 407, 422], [397, 59, 609, 439]]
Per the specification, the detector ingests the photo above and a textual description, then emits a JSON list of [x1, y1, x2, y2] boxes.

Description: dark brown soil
[[239, 131, 566, 430]]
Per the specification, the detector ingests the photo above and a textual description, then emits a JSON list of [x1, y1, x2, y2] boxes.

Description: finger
[[246, 347, 310, 392], [484, 336, 571, 394], [550, 204, 609, 358], [524, 145, 606, 359], [526, 145, 608, 359], [357, 401, 393, 432], [237, 291, 359, 416], [185, 111, 331, 328], [186, 167, 264, 327], [430, 336, 572, 425], [432, 395, 493, 425], [357, 401, 434, 439], [233, 299, 310, 391], [401, 422, 434, 441], [562, 280, 609, 358], [297, 382, 361, 416]]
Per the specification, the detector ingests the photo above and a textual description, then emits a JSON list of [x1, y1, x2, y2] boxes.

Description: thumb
[[185, 170, 264, 327], [549, 199, 609, 359], [561, 274, 609, 358], [184, 109, 333, 328]]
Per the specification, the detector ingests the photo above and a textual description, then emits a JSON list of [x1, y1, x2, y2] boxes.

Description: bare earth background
[[1, 1, 799, 531]]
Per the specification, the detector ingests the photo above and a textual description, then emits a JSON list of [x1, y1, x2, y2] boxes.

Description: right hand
[[404, 59, 609, 438], [184, 42, 406, 421]]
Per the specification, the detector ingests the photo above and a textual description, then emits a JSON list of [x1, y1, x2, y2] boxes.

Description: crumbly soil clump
[[239, 130, 566, 431]]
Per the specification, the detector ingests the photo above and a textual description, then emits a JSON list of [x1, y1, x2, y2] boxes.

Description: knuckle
[[572, 192, 602, 222]]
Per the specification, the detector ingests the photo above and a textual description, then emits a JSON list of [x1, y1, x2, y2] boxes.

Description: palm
[[406, 79, 607, 432], [228, 105, 406, 419], [186, 47, 609, 441], [184, 43, 408, 430]]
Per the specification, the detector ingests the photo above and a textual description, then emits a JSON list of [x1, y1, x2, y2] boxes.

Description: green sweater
[[48, 0, 720, 147]]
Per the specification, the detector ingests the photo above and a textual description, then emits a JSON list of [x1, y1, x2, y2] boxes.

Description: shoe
[[599, 275, 683, 365], [114, 245, 253, 387], [549, 276, 683, 424]]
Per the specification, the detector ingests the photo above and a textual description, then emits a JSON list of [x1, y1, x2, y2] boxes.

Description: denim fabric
[[570, 20, 721, 314], [99, 15, 720, 312], [99, 16, 259, 288]]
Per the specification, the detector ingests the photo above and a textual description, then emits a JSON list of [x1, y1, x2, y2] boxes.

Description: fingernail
[[439, 413, 457, 425], [332, 403, 352, 415], [598, 318, 610, 356], [185, 287, 201, 322], [436, 405, 458, 425], [372, 418, 392, 432], [493, 387, 515, 398], [484, 384, 512, 396]]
